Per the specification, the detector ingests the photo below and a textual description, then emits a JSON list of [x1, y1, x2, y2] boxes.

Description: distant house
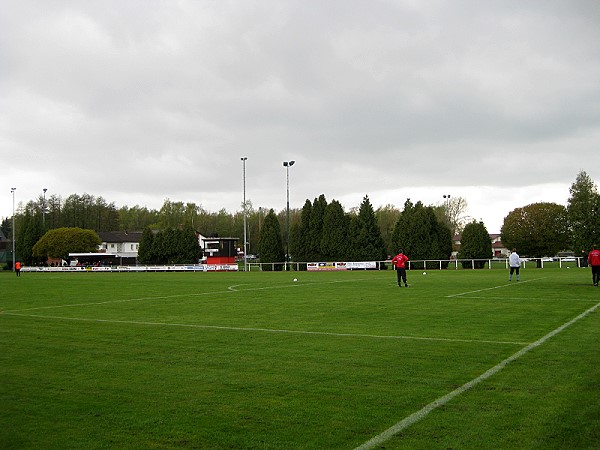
[[452, 233, 509, 258], [97, 231, 143, 261], [490, 234, 510, 258]]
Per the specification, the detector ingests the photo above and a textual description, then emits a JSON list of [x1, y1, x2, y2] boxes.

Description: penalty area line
[[354, 300, 600, 450]]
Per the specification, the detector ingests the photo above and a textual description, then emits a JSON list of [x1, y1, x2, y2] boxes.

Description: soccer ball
[[422, 272, 427, 275], [293, 278, 298, 282]]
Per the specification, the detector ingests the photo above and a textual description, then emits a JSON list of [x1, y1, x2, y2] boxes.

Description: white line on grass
[[1, 312, 528, 346], [5, 278, 368, 313], [354, 300, 600, 450], [446, 277, 547, 298]]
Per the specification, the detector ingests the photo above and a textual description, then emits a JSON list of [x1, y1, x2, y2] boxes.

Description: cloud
[[2, 0, 600, 233]]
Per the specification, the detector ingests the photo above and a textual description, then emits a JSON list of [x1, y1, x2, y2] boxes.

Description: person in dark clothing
[[588, 245, 600, 286]]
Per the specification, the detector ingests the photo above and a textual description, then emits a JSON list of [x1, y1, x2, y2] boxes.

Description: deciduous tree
[[33, 227, 101, 261], [501, 202, 570, 258], [567, 170, 600, 254]]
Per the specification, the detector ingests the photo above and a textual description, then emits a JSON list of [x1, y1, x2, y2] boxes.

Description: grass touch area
[[1, 267, 599, 449]]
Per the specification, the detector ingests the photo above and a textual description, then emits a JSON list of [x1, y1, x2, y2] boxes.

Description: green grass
[[1, 267, 599, 449]]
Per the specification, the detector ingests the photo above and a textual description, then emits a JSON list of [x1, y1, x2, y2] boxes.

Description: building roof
[[98, 231, 143, 243]]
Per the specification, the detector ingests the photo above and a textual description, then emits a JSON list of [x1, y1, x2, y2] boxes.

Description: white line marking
[[4, 278, 369, 313], [354, 300, 600, 450], [1, 313, 527, 346], [446, 277, 547, 298]]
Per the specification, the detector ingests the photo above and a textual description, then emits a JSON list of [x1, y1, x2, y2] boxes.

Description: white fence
[[18, 258, 583, 273]]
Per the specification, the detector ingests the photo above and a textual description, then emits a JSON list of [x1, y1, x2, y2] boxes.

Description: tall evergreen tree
[[137, 227, 155, 265], [289, 199, 312, 264], [350, 195, 386, 262], [392, 199, 419, 258], [376, 204, 401, 257], [16, 209, 46, 265], [320, 200, 350, 260], [177, 225, 202, 264], [392, 199, 453, 269], [307, 195, 327, 261], [258, 209, 285, 271], [460, 221, 492, 268]]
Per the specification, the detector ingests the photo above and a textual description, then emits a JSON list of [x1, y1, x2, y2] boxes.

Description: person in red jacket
[[15, 260, 22, 277], [392, 249, 409, 287], [588, 245, 600, 286]]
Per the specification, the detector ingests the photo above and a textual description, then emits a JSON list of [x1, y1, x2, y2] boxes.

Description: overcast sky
[[2, 1, 600, 233]]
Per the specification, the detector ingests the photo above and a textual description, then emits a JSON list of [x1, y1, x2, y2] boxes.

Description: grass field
[[1, 267, 599, 449]]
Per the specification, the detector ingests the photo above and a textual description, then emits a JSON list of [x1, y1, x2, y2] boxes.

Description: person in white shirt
[[509, 248, 521, 281]]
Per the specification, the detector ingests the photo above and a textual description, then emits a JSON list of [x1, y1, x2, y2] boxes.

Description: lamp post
[[443, 194, 452, 235], [241, 157, 248, 272], [283, 160, 295, 271], [11, 187, 16, 272], [42, 188, 47, 228]]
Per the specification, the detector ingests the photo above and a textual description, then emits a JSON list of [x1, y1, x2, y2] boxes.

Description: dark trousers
[[396, 268, 407, 285], [592, 265, 600, 285]]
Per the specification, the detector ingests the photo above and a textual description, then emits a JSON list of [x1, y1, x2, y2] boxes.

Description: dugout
[[68, 252, 137, 267], [201, 237, 238, 265]]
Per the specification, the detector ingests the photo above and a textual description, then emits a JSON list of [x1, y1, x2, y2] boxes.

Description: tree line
[[501, 171, 600, 259], [2, 191, 465, 267], [3, 170, 598, 268]]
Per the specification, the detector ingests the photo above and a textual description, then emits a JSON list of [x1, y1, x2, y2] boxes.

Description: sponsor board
[[21, 264, 238, 273], [307, 261, 377, 271]]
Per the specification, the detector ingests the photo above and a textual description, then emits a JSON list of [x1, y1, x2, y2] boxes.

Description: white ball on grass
[[422, 272, 427, 275], [293, 278, 298, 282]]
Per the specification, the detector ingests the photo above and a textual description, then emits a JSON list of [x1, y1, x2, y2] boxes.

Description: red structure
[[201, 237, 238, 265]]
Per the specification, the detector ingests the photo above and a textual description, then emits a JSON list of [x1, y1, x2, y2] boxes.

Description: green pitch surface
[[1, 269, 599, 449]]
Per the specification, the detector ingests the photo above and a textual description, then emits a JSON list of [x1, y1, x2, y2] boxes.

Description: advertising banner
[[307, 261, 377, 271]]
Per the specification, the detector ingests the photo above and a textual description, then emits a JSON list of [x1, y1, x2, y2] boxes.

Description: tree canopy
[[392, 199, 453, 269], [32, 227, 101, 261], [137, 225, 201, 265], [459, 221, 492, 268], [258, 209, 285, 270], [501, 202, 570, 257], [567, 170, 600, 253]]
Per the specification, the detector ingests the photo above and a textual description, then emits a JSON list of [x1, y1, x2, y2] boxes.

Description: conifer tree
[[307, 195, 327, 261], [459, 221, 492, 268], [289, 199, 312, 264], [350, 195, 386, 262], [392, 199, 452, 269], [258, 209, 285, 270], [137, 227, 155, 264], [320, 200, 350, 260]]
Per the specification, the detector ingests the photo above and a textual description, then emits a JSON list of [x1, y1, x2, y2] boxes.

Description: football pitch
[[1, 268, 599, 449]]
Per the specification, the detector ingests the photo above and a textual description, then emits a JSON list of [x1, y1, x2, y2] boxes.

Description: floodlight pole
[[11, 187, 16, 272], [283, 160, 295, 271], [241, 157, 248, 272], [43, 188, 47, 227], [443, 194, 452, 235]]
